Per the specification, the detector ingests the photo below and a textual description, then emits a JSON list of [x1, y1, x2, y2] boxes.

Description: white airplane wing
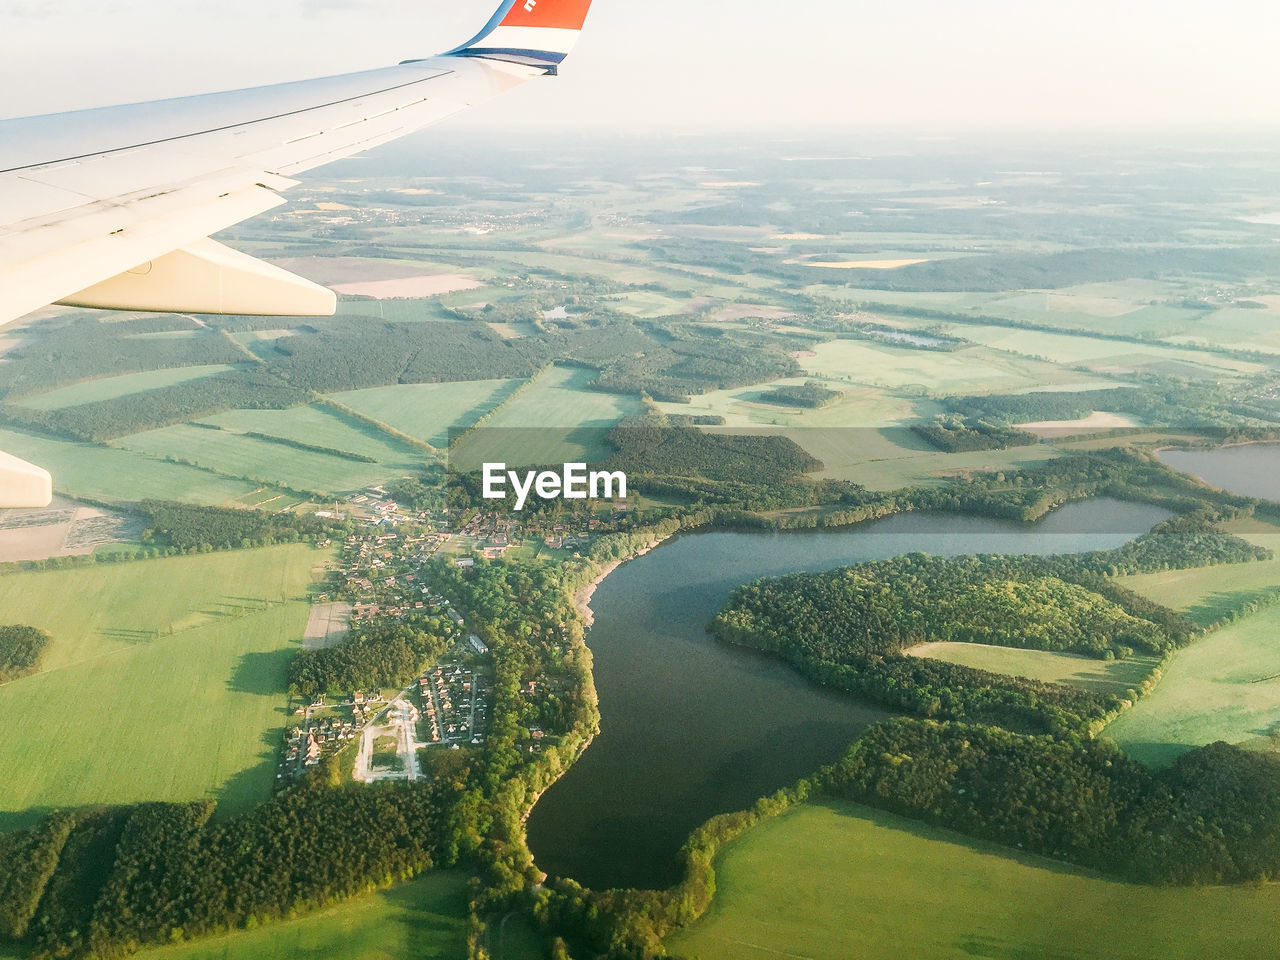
[[0, 0, 593, 507]]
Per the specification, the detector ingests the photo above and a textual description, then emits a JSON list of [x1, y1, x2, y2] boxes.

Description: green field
[[0, 545, 320, 828], [135, 870, 468, 960], [1104, 604, 1280, 766], [115, 424, 418, 495], [667, 800, 1280, 960], [18, 364, 246, 411], [450, 365, 645, 469], [797, 340, 1087, 395], [656, 381, 927, 430], [331, 379, 523, 448], [200, 404, 428, 464], [908, 642, 1159, 694], [1103, 521, 1280, 763], [1116, 520, 1280, 625], [940, 324, 1263, 378], [0, 426, 262, 505]]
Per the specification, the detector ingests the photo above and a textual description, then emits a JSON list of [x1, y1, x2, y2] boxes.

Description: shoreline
[[573, 533, 674, 628]]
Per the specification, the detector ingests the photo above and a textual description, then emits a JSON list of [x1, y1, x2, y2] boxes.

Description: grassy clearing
[[907, 642, 1159, 695], [656, 381, 927, 430], [667, 800, 1280, 960], [1116, 519, 1280, 625], [450, 366, 644, 469], [18, 364, 246, 411], [797, 340, 1085, 394], [0, 426, 260, 505], [940, 324, 1263, 377], [810, 432, 1067, 489], [336, 299, 463, 322], [1105, 603, 1280, 766], [1162, 306, 1280, 355], [200, 404, 427, 464], [135, 870, 468, 960], [0, 545, 321, 828], [115, 425, 415, 495], [331, 380, 523, 448]]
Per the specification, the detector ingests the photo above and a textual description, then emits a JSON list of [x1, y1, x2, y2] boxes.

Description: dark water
[[525, 498, 1172, 890], [1159, 444, 1280, 502]]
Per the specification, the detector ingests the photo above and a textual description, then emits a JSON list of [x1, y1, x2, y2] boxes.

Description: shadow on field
[[226, 649, 292, 697], [0, 805, 57, 833], [210, 730, 282, 818], [97, 627, 159, 643], [1182, 588, 1280, 627]]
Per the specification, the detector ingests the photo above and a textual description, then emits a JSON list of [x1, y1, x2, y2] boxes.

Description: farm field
[[449, 365, 644, 469], [1162, 306, 1280, 354], [796, 339, 1088, 394], [666, 801, 1280, 960], [906, 642, 1159, 695], [0, 426, 261, 505], [115, 424, 413, 495], [1105, 603, 1280, 766], [0, 545, 320, 828], [656, 381, 927, 430], [18, 364, 246, 410], [806, 429, 1068, 489], [939, 324, 1263, 377], [135, 870, 468, 960], [200, 404, 428, 465], [331, 379, 523, 448]]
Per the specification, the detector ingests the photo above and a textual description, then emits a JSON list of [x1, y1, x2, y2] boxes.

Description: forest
[[603, 418, 823, 486], [911, 413, 1038, 452], [758, 382, 841, 408], [709, 516, 1270, 735], [0, 762, 478, 959], [827, 718, 1280, 885], [136, 500, 348, 552], [288, 613, 454, 697], [711, 553, 1170, 659]]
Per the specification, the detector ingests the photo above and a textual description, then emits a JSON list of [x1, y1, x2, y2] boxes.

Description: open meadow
[[449, 365, 644, 469], [907, 642, 1159, 695], [667, 800, 1280, 960], [114, 424, 418, 495], [199, 403, 430, 464], [1103, 520, 1280, 763], [331, 379, 523, 448], [0, 545, 321, 828], [1104, 603, 1280, 766], [17, 364, 247, 411], [134, 870, 468, 960], [0, 426, 262, 505], [796, 339, 1092, 395]]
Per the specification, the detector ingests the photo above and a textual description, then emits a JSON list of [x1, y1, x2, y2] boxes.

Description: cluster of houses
[[279, 714, 359, 781], [419, 662, 488, 746]]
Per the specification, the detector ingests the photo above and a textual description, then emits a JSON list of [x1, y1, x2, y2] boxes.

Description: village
[[277, 482, 618, 787], [278, 649, 493, 785]]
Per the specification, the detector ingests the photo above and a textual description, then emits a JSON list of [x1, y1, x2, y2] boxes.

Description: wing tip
[[443, 0, 593, 67]]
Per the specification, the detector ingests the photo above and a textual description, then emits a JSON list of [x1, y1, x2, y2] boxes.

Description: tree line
[[136, 500, 348, 552], [287, 614, 453, 697], [0, 761, 479, 959]]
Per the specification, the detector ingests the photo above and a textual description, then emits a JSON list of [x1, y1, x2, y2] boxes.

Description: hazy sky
[[2, 0, 1279, 132]]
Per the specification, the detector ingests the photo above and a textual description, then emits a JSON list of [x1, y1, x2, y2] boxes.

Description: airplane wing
[[0, 0, 593, 507]]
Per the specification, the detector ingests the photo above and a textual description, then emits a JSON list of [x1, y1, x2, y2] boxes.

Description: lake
[[525, 498, 1173, 890], [1159, 443, 1280, 502]]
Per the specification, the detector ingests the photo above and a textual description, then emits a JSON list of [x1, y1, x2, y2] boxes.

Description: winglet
[[442, 0, 594, 70]]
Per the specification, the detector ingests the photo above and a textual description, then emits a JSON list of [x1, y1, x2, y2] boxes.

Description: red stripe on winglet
[[500, 0, 592, 30]]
